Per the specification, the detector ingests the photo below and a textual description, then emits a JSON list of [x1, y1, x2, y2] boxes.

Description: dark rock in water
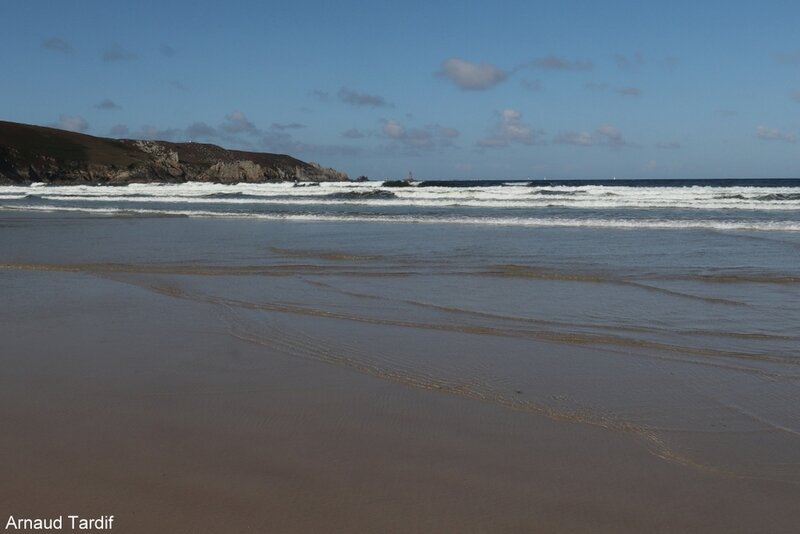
[[327, 189, 397, 200], [0, 120, 348, 185], [354, 175, 370, 182], [293, 182, 321, 187], [754, 193, 800, 201], [382, 179, 414, 187], [530, 189, 582, 196], [201, 192, 258, 199]]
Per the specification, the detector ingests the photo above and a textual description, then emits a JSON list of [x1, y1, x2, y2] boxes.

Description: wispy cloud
[[137, 125, 181, 141], [554, 124, 630, 148], [659, 56, 679, 71], [380, 120, 459, 153], [617, 86, 642, 97], [221, 111, 259, 135], [342, 128, 369, 139], [613, 53, 643, 71], [525, 55, 593, 71], [271, 122, 306, 131], [166, 80, 189, 92], [774, 51, 800, 65], [185, 122, 217, 139], [54, 115, 88, 133], [159, 44, 176, 57], [109, 124, 129, 137], [102, 44, 137, 62], [438, 58, 508, 90], [521, 79, 542, 91], [584, 82, 608, 91], [99, 113, 360, 159], [95, 99, 121, 110], [477, 109, 542, 148], [261, 130, 361, 158], [337, 87, 392, 108], [43, 37, 72, 54], [114, 115, 257, 145], [756, 125, 796, 143], [553, 131, 596, 146], [309, 90, 330, 102]]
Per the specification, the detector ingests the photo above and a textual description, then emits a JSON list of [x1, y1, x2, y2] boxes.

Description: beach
[[6, 0, 800, 529], [1, 203, 799, 532]]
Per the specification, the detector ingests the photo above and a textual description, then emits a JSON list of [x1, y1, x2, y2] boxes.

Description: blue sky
[[1, 0, 799, 179]]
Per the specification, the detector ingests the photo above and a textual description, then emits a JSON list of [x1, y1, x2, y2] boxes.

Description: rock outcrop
[[0, 121, 348, 185]]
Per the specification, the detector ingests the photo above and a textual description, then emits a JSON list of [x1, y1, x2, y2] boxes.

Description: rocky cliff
[[0, 121, 348, 184]]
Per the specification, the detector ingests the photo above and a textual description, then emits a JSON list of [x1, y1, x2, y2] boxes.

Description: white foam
[[4, 203, 800, 232], [2, 182, 800, 209], [2, 182, 800, 231]]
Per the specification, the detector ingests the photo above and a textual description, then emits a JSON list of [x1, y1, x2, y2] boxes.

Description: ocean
[[1, 178, 800, 231], [1, 178, 799, 484]]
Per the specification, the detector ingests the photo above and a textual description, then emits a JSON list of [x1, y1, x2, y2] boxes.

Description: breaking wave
[[2, 180, 800, 232]]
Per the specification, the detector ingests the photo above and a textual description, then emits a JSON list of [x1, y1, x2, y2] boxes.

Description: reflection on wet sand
[[4, 252, 798, 484], [2, 213, 799, 532]]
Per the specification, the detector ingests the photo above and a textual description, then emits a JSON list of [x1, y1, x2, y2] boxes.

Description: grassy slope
[[0, 120, 312, 170], [0, 121, 147, 166]]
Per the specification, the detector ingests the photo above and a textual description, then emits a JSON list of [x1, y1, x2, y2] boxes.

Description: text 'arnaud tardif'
[[5, 516, 114, 530]]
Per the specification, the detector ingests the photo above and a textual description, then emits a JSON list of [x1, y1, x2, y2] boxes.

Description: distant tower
[[408, 171, 413, 181]]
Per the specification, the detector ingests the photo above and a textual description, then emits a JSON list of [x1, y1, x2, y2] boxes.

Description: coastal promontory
[[0, 120, 348, 184]]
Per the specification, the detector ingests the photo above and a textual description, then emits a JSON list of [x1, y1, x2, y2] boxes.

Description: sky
[[1, 0, 799, 180]]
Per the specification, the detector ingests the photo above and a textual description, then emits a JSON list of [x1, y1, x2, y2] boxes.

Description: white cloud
[[382, 120, 405, 139], [438, 58, 508, 90], [478, 109, 542, 148], [597, 124, 624, 145], [756, 126, 796, 143], [56, 115, 88, 133]]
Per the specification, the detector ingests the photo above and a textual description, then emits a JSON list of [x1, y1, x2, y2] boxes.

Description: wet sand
[[1, 212, 799, 532]]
